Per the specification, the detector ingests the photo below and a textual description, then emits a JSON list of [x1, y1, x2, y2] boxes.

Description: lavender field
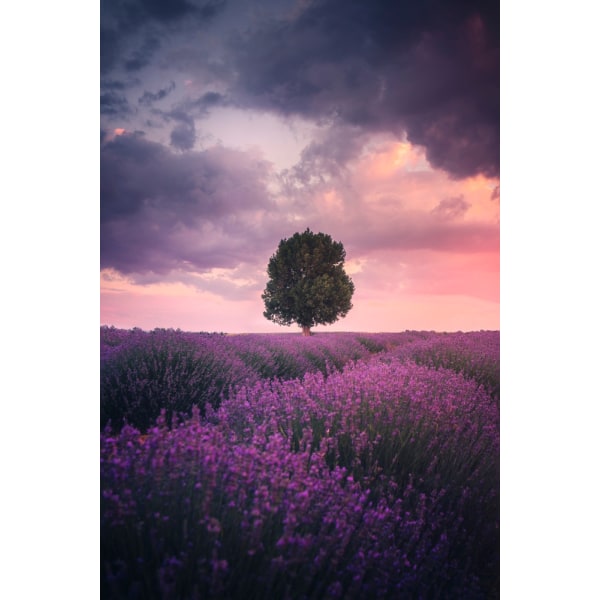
[[101, 328, 499, 599]]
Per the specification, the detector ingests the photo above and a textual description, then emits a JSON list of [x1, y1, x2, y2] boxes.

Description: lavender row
[[101, 329, 258, 431], [101, 356, 499, 598], [100, 328, 499, 432], [384, 331, 500, 401], [100, 329, 372, 431]]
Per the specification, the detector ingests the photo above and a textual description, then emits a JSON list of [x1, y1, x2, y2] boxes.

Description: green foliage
[[262, 229, 355, 331]]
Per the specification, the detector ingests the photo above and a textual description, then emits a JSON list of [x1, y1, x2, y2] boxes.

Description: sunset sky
[[100, 0, 499, 333]]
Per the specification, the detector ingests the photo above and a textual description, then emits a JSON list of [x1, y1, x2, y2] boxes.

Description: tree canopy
[[262, 229, 355, 335]]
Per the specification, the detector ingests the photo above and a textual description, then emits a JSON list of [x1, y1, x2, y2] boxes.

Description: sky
[[100, 0, 500, 333]]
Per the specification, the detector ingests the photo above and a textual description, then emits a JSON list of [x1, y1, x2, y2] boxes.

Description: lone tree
[[262, 229, 355, 336]]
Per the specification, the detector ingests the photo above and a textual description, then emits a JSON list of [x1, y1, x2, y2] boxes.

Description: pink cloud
[[101, 137, 499, 332]]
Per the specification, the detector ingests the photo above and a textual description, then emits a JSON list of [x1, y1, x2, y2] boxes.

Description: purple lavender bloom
[[101, 329, 499, 598]]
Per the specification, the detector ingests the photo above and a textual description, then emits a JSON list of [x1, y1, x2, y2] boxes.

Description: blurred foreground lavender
[[101, 329, 499, 599]]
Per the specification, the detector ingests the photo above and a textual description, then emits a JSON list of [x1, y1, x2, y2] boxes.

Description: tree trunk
[[301, 326, 311, 336]]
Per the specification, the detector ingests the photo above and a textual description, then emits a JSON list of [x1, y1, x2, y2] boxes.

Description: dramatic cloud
[[101, 132, 281, 276], [280, 125, 369, 188], [100, 91, 133, 116], [124, 35, 161, 72], [100, 0, 227, 73], [170, 122, 196, 150], [228, 0, 499, 179], [277, 139, 499, 257], [100, 0, 499, 331], [190, 91, 228, 116], [138, 81, 176, 106], [101, 0, 498, 180]]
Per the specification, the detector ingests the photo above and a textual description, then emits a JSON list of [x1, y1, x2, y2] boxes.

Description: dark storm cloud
[[154, 92, 229, 123], [101, 79, 126, 91], [191, 91, 228, 115], [170, 122, 196, 150], [150, 89, 226, 128], [100, 27, 121, 75], [101, 77, 142, 91], [100, 91, 134, 116], [155, 107, 194, 125], [124, 36, 161, 72], [101, 133, 280, 275], [138, 81, 176, 106], [100, 0, 226, 73], [228, 0, 499, 179], [101, 0, 498, 179], [140, 0, 197, 21], [146, 93, 227, 150], [101, 0, 221, 31]]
